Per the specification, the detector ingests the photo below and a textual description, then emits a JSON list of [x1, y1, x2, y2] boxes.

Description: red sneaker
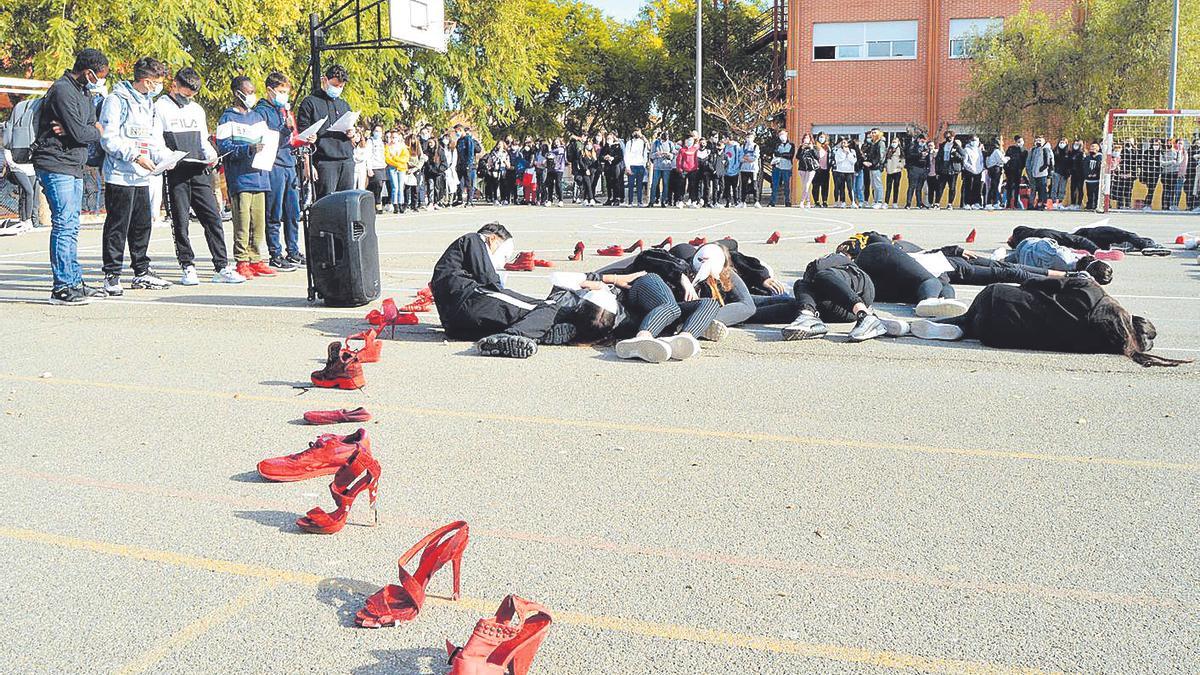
[[597, 245, 624, 256], [250, 261, 276, 276], [504, 251, 536, 271], [766, 231, 781, 244], [1176, 235, 1186, 245], [311, 342, 366, 390], [965, 228, 977, 243], [569, 242, 584, 261], [235, 261, 257, 279], [654, 236, 673, 249], [688, 236, 707, 247], [302, 407, 373, 425], [626, 239, 645, 252], [533, 258, 554, 267], [398, 299, 433, 312], [257, 428, 370, 482], [814, 234, 828, 244]]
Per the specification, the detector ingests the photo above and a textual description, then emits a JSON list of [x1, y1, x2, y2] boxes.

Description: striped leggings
[[626, 273, 719, 337]]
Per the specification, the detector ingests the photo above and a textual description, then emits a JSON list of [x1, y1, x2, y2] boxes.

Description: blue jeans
[[649, 168, 671, 205], [769, 168, 792, 205], [386, 167, 403, 206], [266, 165, 301, 257], [38, 170, 84, 290], [1007, 238, 1077, 271], [625, 165, 646, 205], [461, 168, 477, 204], [870, 169, 883, 204], [853, 171, 865, 204]]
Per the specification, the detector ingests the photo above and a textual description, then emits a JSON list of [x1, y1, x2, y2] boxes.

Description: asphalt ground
[[0, 202, 1197, 674]]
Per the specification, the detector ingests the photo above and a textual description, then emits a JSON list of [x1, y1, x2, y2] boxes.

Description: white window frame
[[812, 21, 919, 62], [949, 18, 1002, 59]]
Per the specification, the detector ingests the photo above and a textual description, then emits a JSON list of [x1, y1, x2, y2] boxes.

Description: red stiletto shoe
[[446, 594, 553, 675], [258, 428, 369, 482], [295, 446, 381, 534], [302, 407, 372, 425], [366, 298, 419, 337], [569, 242, 584, 261], [504, 251, 536, 272], [814, 234, 828, 244], [311, 342, 366, 390], [688, 236, 707, 247], [345, 328, 382, 363], [625, 239, 644, 252], [892, 233, 903, 241], [356, 521, 470, 628], [653, 236, 673, 249], [965, 228, 977, 243], [596, 244, 624, 256], [766, 231, 781, 244]]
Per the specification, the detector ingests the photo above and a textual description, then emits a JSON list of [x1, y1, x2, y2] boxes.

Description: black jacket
[[296, 90, 353, 162], [798, 146, 820, 171], [1068, 149, 1087, 179], [1053, 145, 1072, 176], [905, 143, 931, 170], [1004, 145, 1027, 179], [863, 139, 885, 168], [972, 277, 1121, 354], [599, 143, 624, 172], [32, 72, 102, 177], [430, 234, 503, 318], [935, 142, 964, 175]]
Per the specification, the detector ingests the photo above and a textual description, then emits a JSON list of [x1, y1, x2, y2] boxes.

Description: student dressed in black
[[841, 236, 954, 304], [1007, 225, 1165, 254], [296, 66, 354, 199]]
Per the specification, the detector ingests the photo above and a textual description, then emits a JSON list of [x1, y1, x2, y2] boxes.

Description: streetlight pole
[[695, 0, 703, 135]]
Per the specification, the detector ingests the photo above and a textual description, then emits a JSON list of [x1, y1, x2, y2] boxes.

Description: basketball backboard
[[389, 0, 447, 52]]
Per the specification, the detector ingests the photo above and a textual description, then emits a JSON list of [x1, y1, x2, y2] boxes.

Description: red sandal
[[295, 446, 381, 534], [345, 328, 382, 363], [398, 299, 433, 312], [366, 298, 419, 337], [356, 521, 469, 627], [446, 594, 553, 675], [302, 407, 373, 425], [258, 428, 369, 482]]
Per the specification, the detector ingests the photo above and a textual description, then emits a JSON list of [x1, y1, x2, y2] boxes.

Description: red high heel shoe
[[653, 236, 673, 249], [295, 446, 381, 534], [366, 298, 419, 337], [446, 594, 553, 675], [303, 407, 372, 425], [688, 236, 707, 247], [259, 428, 369, 482], [356, 521, 469, 627], [345, 328, 382, 363], [625, 239, 644, 252], [596, 244, 624, 256], [965, 228, 977, 243], [569, 242, 584, 261], [765, 231, 781, 244]]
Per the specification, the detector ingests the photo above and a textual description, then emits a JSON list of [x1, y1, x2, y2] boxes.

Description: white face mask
[[273, 90, 289, 107], [238, 91, 258, 108], [490, 238, 515, 271], [147, 82, 163, 98], [86, 72, 107, 95], [325, 84, 344, 99]]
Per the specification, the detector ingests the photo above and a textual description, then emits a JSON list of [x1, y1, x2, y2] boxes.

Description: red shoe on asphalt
[[345, 328, 382, 363], [398, 299, 433, 312], [235, 261, 257, 279], [533, 258, 554, 267], [504, 251, 536, 271], [596, 245, 624, 256], [250, 261, 276, 276], [1093, 249, 1124, 261], [357, 521, 470, 627], [965, 228, 977, 243], [625, 239, 645, 253], [258, 428, 370, 482], [766, 231, 781, 244], [302, 407, 373, 425], [367, 299, 420, 336], [892, 234, 903, 241], [416, 285, 433, 300], [688, 236, 707, 247], [311, 342, 366, 390], [569, 242, 584, 261], [295, 445, 381, 534], [814, 234, 828, 244], [446, 594, 553, 675], [653, 236, 673, 249]]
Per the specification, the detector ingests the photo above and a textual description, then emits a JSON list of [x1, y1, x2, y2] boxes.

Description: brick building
[[782, 0, 1077, 140]]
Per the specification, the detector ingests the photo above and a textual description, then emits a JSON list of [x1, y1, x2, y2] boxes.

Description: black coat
[[296, 90, 353, 162], [970, 277, 1121, 354], [430, 233, 503, 317], [32, 73, 102, 177]]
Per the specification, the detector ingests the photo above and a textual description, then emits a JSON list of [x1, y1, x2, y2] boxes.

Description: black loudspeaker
[[305, 190, 381, 307]]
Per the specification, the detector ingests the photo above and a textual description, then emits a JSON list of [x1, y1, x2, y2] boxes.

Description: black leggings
[[813, 169, 830, 204], [1072, 226, 1156, 250], [885, 172, 901, 204], [792, 266, 876, 323], [833, 172, 853, 203], [855, 243, 953, 304], [543, 170, 562, 202], [626, 274, 719, 337], [1070, 175, 1084, 206], [946, 257, 1045, 286], [750, 294, 803, 324], [721, 175, 739, 205]]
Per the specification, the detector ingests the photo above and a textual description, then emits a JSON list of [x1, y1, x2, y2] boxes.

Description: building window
[[949, 18, 1002, 59], [813, 21, 919, 61]]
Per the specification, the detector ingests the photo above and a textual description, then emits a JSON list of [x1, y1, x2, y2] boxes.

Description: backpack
[[6, 97, 43, 164], [86, 93, 133, 168]]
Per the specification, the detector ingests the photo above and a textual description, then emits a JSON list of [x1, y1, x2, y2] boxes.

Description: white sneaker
[[131, 270, 172, 290], [11, 219, 33, 234], [915, 298, 969, 318], [753, 202, 762, 209], [910, 319, 964, 341], [0, 220, 18, 236], [879, 317, 910, 337], [872, 203, 882, 209], [984, 204, 995, 211], [662, 333, 701, 360], [701, 320, 728, 342], [180, 264, 200, 286], [212, 266, 247, 284], [103, 274, 123, 296], [849, 202, 859, 209], [615, 335, 672, 363]]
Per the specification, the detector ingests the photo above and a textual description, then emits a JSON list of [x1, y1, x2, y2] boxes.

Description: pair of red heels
[[256, 429, 382, 535], [504, 252, 554, 271], [366, 298, 420, 338], [356, 521, 551, 675]]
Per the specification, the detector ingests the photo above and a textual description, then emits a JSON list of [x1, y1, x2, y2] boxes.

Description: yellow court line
[[116, 580, 276, 675], [3, 373, 1197, 473], [0, 526, 1056, 675]]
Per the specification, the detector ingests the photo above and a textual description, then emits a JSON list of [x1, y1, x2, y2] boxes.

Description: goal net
[[1100, 110, 1200, 213]]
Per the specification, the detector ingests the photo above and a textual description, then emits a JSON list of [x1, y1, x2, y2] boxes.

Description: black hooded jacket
[[430, 234, 503, 317], [970, 277, 1121, 353]]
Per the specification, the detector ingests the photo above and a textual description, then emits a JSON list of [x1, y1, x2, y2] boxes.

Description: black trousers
[[684, 170, 700, 202], [946, 257, 1043, 286], [721, 175, 739, 206], [986, 167, 1002, 205], [102, 183, 153, 276], [315, 159, 355, 199], [885, 172, 901, 204], [1141, 176, 1158, 206], [813, 169, 830, 205], [833, 171, 852, 203], [442, 288, 559, 341], [793, 266, 875, 323], [167, 164, 228, 271], [543, 170, 562, 202], [856, 243, 953, 304], [741, 172, 759, 204], [1085, 181, 1099, 210], [906, 168, 928, 206], [961, 172, 982, 206], [1069, 175, 1084, 206], [366, 169, 385, 206]]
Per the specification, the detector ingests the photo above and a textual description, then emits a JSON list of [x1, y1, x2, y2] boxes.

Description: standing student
[[404, 134, 425, 211], [363, 126, 387, 212], [696, 138, 719, 207], [1051, 137, 1071, 208], [599, 133, 624, 206], [1003, 136, 1027, 209], [1024, 135, 1053, 210], [455, 126, 481, 206], [253, 72, 304, 271], [1084, 142, 1103, 211], [960, 136, 984, 209], [863, 128, 886, 208], [720, 136, 742, 207], [544, 138, 565, 206], [739, 132, 761, 207], [1067, 140, 1086, 209], [623, 129, 648, 206], [675, 135, 699, 208], [1138, 139, 1161, 210], [1, 143, 38, 233], [925, 139, 941, 208], [849, 138, 866, 206], [157, 67, 245, 286], [217, 76, 275, 280], [812, 133, 831, 207], [648, 131, 675, 207], [984, 138, 1005, 210], [768, 129, 795, 207], [296, 64, 353, 198], [1160, 138, 1187, 211], [883, 137, 904, 207], [384, 131, 409, 213], [934, 132, 963, 208], [832, 138, 856, 208], [99, 56, 172, 296]]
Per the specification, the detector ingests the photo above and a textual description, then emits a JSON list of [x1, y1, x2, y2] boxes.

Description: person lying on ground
[[1007, 224, 1169, 255], [780, 251, 891, 342], [1001, 237, 1114, 284], [836, 232, 968, 318]]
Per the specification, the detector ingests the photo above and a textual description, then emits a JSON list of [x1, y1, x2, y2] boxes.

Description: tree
[[703, 64, 782, 137], [960, 0, 1198, 138]]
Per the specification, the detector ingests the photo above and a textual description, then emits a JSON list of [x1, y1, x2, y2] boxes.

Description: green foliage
[[961, 0, 1198, 138]]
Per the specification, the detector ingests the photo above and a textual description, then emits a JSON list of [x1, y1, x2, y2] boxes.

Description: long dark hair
[[1092, 298, 1190, 367]]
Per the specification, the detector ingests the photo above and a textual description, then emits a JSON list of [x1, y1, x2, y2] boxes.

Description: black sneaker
[[269, 255, 298, 272], [285, 252, 306, 267], [49, 285, 90, 306], [476, 334, 538, 358], [80, 282, 107, 299], [103, 273, 124, 297], [538, 323, 577, 346]]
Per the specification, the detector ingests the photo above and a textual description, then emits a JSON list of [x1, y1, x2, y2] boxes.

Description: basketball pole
[[1166, 0, 1179, 137], [695, 0, 703, 135]]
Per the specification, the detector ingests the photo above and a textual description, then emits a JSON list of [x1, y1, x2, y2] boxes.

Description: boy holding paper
[[296, 64, 354, 198], [254, 71, 305, 271], [217, 76, 275, 279]]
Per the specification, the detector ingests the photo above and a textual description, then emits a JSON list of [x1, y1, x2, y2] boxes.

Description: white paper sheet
[[252, 131, 279, 172], [327, 111, 360, 134], [148, 150, 189, 176], [297, 119, 325, 143]]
